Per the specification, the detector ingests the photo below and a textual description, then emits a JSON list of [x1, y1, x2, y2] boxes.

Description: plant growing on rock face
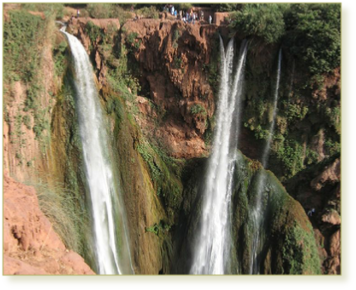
[[53, 40, 68, 77], [285, 103, 308, 122], [85, 21, 103, 44], [125, 32, 142, 52], [22, 115, 32, 130], [4, 10, 45, 84], [190, 104, 207, 116], [27, 181, 91, 256], [145, 220, 171, 236], [126, 32, 138, 45], [324, 139, 340, 156], [172, 29, 180, 49], [173, 56, 183, 69], [254, 125, 270, 141]]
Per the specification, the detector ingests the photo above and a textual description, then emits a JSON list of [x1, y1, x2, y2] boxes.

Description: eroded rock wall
[[3, 173, 94, 275]]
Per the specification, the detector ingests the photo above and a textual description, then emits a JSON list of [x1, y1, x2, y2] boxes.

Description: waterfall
[[61, 27, 134, 275], [190, 37, 248, 274], [249, 49, 282, 274]]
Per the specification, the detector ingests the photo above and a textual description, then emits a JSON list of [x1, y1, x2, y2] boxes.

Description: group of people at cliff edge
[[163, 5, 213, 24]]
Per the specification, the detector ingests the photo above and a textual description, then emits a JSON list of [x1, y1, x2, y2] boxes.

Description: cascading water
[[249, 49, 282, 274], [61, 27, 134, 275], [190, 37, 248, 274]]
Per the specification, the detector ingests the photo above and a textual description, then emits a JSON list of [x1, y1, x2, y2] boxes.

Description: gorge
[[3, 3, 341, 275]]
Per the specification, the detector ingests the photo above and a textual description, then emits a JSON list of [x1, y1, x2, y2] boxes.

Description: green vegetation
[[282, 223, 321, 274], [177, 3, 192, 11], [22, 3, 64, 19], [190, 104, 207, 116], [135, 139, 183, 211], [284, 4, 340, 75], [137, 141, 162, 182], [126, 32, 138, 46], [86, 3, 132, 25], [202, 32, 221, 96], [145, 220, 171, 236], [274, 139, 304, 179], [284, 103, 308, 122], [53, 40, 68, 77], [30, 181, 90, 255], [230, 4, 287, 44], [22, 115, 31, 130], [325, 139, 340, 156], [213, 4, 241, 12], [173, 56, 183, 69], [254, 125, 270, 141], [87, 3, 118, 19], [234, 4, 340, 181], [4, 8, 56, 154], [4, 10, 45, 84], [172, 29, 180, 49], [107, 45, 141, 99], [137, 6, 159, 19], [230, 3, 340, 76], [85, 21, 103, 45]]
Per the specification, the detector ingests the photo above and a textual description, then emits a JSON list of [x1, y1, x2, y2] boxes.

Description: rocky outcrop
[[3, 173, 94, 275], [285, 156, 341, 274], [173, 151, 321, 274], [67, 17, 120, 55], [122, 19, 222, 158]]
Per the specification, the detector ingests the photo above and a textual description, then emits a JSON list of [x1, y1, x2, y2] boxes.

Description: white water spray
[[61, 27, 133, 275], [249, 49, 282, 274], [190, 38, 248, 274]]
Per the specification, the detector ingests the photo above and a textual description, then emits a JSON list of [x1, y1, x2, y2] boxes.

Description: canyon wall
[[3, 5, 340, 274]]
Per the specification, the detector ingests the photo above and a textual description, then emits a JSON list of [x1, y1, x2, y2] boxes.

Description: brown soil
[[3, 173, 95, 275]]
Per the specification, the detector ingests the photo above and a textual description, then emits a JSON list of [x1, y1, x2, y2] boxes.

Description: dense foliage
[[3, 10, 45, 83], [212, 4, 241, 12], [230, 4, 287, 44], [230, 3, 340, 75], [284, 4, 340, 74]]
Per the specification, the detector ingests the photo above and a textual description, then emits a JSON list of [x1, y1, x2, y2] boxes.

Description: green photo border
[[1, 1, 355, 289]]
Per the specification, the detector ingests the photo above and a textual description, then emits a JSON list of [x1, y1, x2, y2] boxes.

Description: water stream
[[61, 27, 134, 275], [249, 49, 282, 274], [190, 37, 248, 274]]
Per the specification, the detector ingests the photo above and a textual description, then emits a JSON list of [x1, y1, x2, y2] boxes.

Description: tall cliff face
[[3, 9, 58, 183], [3, 6, 340, 275], [120, 19, 222, 159]]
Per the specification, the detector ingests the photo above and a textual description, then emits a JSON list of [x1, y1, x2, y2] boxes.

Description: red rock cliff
[[3, 173, 95, 275]]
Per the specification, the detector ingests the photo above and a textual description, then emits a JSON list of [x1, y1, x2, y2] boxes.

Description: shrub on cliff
[[4, 10, 45, 83], [87, 3, 131, 24], [87, 3, 115, 18], [137, 6, 159, 19], [283, 4, 340, 74], [213, 4, 241, 12], [230, 4, 287, 43], [32, 181, 91, 256], [22, 3, 64, 19]]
